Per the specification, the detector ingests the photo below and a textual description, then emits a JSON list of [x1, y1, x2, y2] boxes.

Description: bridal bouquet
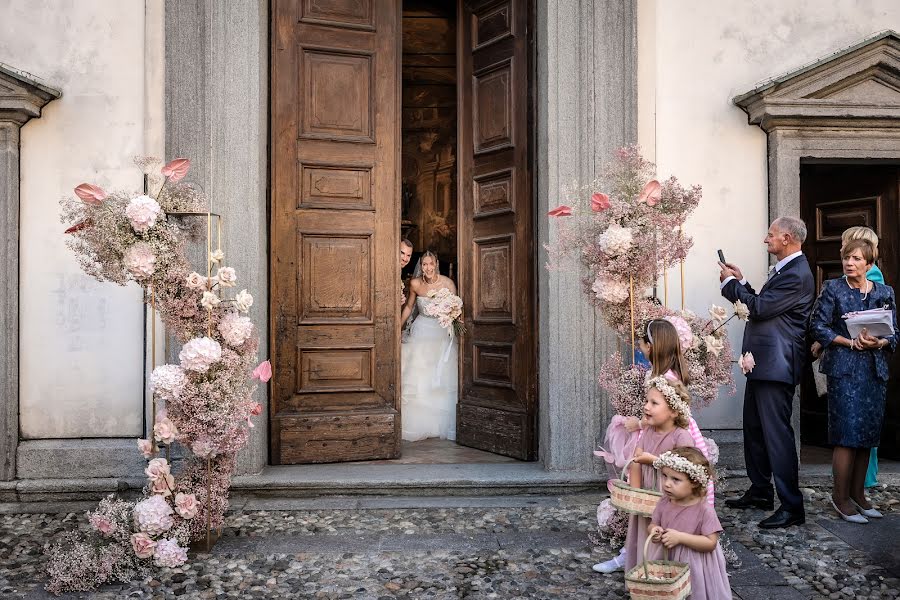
[[424, 288, 465, 337]]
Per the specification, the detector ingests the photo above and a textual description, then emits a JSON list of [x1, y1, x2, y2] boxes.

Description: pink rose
[[153, 417, 178, 445], [739, 352, 756, 375], [145, 457, 171, 482], [548, 204, 573, 217], [137, 438, 154, 458], [251, 403, 263, 416], [638, 180, 661, 206], [150, 473, 175, 497], [174, 492, 199, 519], [131, 532, 157, 559], [89, 514, 116, 536]]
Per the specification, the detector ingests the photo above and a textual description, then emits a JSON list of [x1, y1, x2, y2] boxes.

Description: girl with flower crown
[[648, 447, 731, 599], [621, 374, 695, 573], [594, 318, 714, 574]]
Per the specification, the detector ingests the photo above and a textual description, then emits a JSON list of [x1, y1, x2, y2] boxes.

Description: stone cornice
[[0, 62, 61, 125], [734, 30, 900, 131]]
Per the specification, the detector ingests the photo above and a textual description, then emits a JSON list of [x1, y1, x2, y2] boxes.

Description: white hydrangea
[[124, 242, 156, 279], [153, 538, 188, 568], [149, 365, 187, 401], [125, 195, 162, 233], [178, 336, 222, 373], [217, 312, 254, 347], [133, 494, 174, 536], [591, 277, 630, 304], [597, 224, 633, 256]]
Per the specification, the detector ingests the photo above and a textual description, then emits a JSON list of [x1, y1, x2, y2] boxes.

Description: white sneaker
[[592, 551, 626, 573]]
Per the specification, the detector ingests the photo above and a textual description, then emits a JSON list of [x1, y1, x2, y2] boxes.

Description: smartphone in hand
[[717, 249, 726, 264]]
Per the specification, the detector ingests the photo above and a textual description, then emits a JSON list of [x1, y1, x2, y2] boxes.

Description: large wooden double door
[[270, 0, 536, 464]]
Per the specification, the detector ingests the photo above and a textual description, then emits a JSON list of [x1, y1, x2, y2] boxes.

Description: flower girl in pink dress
[[648, 447, 731, 600], [594, 318, 714, 574]]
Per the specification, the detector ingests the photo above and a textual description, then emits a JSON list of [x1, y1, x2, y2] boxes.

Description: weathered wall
[[637, 0, 900, 428], [537, 0, 638, 472], [165, 0, 269, 475], [0, 0, 165, 439]]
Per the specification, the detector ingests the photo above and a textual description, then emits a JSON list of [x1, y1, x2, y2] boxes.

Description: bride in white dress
[[400, 251, 458, 441]]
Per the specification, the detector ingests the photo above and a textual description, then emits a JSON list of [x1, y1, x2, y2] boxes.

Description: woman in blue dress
[[810, 238, 897, 523]]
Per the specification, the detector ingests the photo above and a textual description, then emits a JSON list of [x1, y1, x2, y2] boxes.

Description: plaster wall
[[0, 0, 164, 438], [637, 0, 900, 428]]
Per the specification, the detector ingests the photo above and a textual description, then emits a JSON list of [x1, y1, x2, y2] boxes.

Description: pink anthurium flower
[[590, 192, 610, 212], [638, 180, 661, 206], [161, 158, 191, 182], [252, 360, 272, 383], [74, 183, 107, 205], [548, 205, 573, 217]]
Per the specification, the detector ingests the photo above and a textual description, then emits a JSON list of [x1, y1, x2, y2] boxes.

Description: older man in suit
[[718, 216, 815, 529]]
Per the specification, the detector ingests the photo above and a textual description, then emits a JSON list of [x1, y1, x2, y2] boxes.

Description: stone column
[[165, 1, 268, 475], [536, 0, 638, 473], [0, 64, 60, 480]]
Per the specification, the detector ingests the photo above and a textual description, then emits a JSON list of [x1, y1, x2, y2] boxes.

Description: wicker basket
[[625, 536, 691, 600], [609, 458, 663, 517]]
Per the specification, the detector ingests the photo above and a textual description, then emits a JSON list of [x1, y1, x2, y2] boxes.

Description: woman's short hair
[[841, 226, 879, 248], [841, 238, 877, 264]]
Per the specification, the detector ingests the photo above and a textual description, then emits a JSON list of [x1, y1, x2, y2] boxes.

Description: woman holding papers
[[810, 238, 897, 524]]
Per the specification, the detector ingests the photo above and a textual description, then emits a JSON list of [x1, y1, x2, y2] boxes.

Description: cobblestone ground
[[0, 484, 897, 599]]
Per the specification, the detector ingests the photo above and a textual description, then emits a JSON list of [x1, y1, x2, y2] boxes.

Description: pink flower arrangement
[[51, 156, 269, 594], [423, 288, 465, 336]]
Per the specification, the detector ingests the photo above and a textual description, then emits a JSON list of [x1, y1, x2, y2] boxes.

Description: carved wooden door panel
[[800, 164, 900, 457], [271, 0, 400, 464], [457, 0, 536, 460]]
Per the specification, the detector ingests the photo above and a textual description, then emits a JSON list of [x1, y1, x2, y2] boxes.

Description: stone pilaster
[[165, 1, 269, 475], [0, 63, 60, 480], [536, 1, 638, 472]]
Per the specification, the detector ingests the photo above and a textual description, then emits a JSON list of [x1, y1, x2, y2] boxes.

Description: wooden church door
[[456, 0, 537, 460], [270, 0, 536, 464], [270, 0, 402, 464]]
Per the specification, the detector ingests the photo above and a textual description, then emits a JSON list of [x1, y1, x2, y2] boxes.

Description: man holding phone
[[717, 216, 815, 529]]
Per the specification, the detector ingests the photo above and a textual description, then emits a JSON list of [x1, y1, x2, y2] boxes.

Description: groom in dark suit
[[718, 216, 815, 529]]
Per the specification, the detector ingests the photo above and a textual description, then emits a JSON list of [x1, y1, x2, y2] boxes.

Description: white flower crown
[[645, 375, 692, 421], [653, 451, 709, 486]]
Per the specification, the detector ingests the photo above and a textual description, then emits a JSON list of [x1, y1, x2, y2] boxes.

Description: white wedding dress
[[401, 293, 458, 441]]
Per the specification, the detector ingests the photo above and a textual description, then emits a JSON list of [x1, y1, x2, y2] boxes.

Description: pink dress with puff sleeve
[[623, 426, 694, 572], [647, 497, 731, 600]]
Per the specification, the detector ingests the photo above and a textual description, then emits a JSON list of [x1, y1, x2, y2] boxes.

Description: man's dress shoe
[[758, 507, 805, 529], [724, 491, 774, 511]]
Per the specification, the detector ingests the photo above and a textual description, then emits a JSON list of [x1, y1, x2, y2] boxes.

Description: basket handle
[[622, 455, 660, 491], [641, 534, 669, 579]]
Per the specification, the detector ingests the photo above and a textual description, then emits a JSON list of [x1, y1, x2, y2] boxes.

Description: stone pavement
[[0, 484, 898, 599]]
